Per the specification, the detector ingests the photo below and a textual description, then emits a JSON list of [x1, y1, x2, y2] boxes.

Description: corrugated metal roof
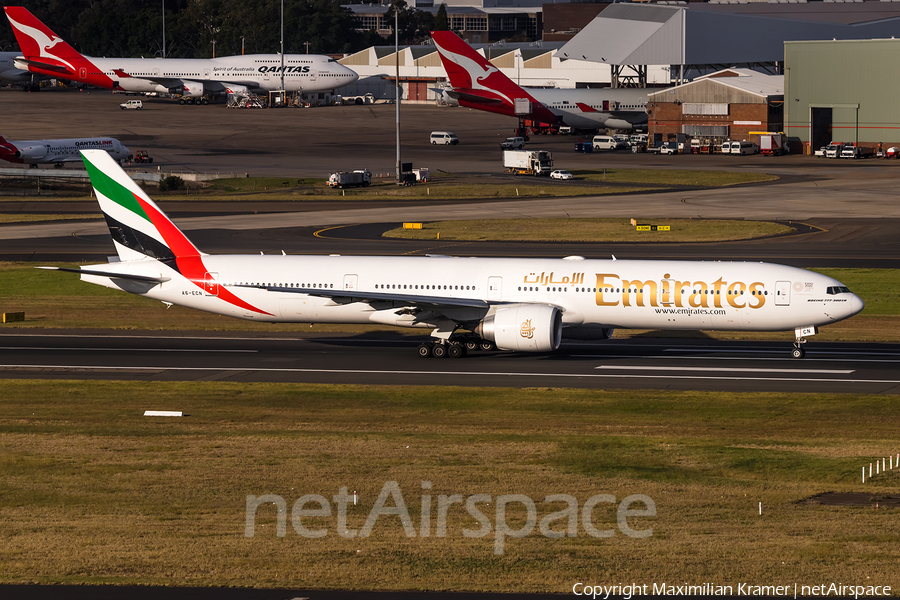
[[650, 68, 784, 98], [556, 3, 900, 65]]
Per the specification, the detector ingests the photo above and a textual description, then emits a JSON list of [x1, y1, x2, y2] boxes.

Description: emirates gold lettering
[[565, 273, 767, 309]]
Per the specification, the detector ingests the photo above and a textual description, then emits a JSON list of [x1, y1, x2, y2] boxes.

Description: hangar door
[[811, 107, 832, 153]]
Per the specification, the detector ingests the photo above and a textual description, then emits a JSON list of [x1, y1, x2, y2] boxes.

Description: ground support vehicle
[[500, 137, 526, 150], [825, 143, 843, 159], [574, 142, 593, 153], [120, 100, 142, 110], [131, 150, 152, 164], [840, 144, 873, 159], [757, 133, 787, 156], [503, 150, 553, 176], [327, 170, 371, 188]]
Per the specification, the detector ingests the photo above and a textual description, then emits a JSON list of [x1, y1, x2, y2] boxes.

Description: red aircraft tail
[[3, 6, 118, 88], [430, 30, 557, 124]]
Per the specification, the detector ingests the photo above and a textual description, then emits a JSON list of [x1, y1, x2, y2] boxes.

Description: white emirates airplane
[[0, 134, 128, 167], [43, 150, 864, 359], [4, 6, 358, 103], [431, 31, 652, 131]]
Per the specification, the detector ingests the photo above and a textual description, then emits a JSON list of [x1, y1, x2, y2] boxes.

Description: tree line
[[0, 0, 449, 59]]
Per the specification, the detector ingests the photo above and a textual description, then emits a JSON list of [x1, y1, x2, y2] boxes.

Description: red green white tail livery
[[40, 149, 864, 359]]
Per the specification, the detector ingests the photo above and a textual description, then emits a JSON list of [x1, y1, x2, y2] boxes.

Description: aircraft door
[[775, 280, 791, 306], [79, 67, 86, 80], [343, 274, 358, 292], [310, 70, 317, 82], [488, 277, 502, 301], [204, 272, 219, 296]]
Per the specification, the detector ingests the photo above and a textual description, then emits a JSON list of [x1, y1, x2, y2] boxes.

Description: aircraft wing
[[239, 283, 491, 309], [37, 266, 171, 284]]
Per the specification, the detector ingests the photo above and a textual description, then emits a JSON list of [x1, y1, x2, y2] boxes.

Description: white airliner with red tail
[[4, 6, 358, 103], [430, 31, 652, 131], [44, 150, 863, 359], [0, 134, 128, 167]]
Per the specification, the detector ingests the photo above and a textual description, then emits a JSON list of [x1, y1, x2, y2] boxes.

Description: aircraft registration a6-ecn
[[46, 150, 864, 359]]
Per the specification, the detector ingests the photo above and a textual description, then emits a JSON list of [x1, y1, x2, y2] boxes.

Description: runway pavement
[[2, 331, 898, 394]]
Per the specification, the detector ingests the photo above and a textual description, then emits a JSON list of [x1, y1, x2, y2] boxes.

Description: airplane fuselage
[[81, 254, 863, 336], [0, 136, 129, 165], [16, 53, 358, 96]]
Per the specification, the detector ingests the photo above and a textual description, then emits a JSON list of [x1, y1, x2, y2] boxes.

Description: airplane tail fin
[[80, 149, 203, 264], [430, 31, 557, 124], [3, 7, 84, 75]]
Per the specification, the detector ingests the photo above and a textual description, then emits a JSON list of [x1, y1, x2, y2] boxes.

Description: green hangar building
[[785, 39, 900, 154]]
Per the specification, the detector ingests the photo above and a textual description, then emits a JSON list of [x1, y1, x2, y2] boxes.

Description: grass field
[[384, 218, 795, 243], [0, 263, 897, 341], [0, 381, 897, 591]]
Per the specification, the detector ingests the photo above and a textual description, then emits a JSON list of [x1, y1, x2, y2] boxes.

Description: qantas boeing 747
[[43, 150, 864, 359], [3, 6, 358, 103], [430, 31, 652, 131]]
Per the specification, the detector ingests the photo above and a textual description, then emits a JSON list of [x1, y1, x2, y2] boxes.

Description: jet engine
[[603, 118, 638, 131], [476, 304, 562, 352], [15, 144, 47, 161], [225, 84, 250, 96], [179, 80, 204, 98], [562, 325, 615, 340]]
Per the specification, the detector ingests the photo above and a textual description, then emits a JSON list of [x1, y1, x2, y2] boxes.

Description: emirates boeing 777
[[4, 6, 358, 103], [42, 150, 863, 359]]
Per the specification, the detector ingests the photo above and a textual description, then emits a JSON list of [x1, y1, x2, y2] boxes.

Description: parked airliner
[[44, 150, 863, 359], [0, 135, 128, 167], [4, 6, 358, 103], [431, 31, 651, 131]]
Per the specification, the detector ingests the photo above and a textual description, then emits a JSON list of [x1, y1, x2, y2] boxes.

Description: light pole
[[280, 0, 285, 104], [162, 0, 165, 58], [395, 5, 401, 185]]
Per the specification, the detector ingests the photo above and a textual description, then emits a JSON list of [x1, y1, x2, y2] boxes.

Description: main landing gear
[[417, 336, 497, 358]]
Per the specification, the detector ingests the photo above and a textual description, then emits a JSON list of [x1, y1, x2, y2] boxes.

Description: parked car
[[592, 135, 624, 151], [500, 136, 525, 150], [731, 141, 759, 155], [550, 169, 574, 180], [430, 131, 459, 145], [120, 99, 143, 110]]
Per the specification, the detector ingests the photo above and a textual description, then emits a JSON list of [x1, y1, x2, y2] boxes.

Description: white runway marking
[[0, 364, 897, 384], [595, 365, 854, 374], [0, 347, 256, 353]]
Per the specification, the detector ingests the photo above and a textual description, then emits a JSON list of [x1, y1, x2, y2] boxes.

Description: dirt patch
[[801, 492, 900, 508]]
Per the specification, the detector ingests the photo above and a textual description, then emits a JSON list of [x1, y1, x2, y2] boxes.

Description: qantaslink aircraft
[[42, 150, 864, 359], [4, 6, 358, 103]]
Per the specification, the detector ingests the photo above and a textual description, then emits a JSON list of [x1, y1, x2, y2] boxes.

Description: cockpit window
[[826, 286, 851, 295]]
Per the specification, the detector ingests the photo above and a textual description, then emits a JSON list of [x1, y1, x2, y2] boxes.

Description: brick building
[[647, 69, 783, 143]]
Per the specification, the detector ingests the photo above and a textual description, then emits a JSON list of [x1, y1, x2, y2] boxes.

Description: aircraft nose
[[849, 293, 865, 316]]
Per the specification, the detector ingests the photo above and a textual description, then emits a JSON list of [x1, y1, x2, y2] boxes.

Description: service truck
[[327, 170, 371, 188], [503, 150, 553, 176], [759, 133, 787, 156]]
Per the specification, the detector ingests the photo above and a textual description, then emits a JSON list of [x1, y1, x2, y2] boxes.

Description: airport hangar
[[555, 3, 900, 147]]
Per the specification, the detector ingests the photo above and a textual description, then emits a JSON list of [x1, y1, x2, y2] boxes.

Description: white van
[[592, 135, 622, 151], [731, 141, 759, 155], [430, 131, 459, 145], [120, 99, 143, 110], [720, 141, 734, 154]]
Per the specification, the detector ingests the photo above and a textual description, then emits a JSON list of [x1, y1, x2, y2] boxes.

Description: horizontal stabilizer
[[448, 90, 505, 106], [37, 266, 170, 284], [13, 57, 70, 74]]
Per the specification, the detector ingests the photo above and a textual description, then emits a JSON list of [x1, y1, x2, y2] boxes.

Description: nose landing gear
[[791, 326, 817, 359]]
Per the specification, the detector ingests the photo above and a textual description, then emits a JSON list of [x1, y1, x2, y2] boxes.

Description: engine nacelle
[[16, 144, 47, 160], [603, 118, 636, 131], [476, 304, 562, 352], [225, 84, 250, 96], [179, 80, 204, 98], [562, 325, 615, 341]]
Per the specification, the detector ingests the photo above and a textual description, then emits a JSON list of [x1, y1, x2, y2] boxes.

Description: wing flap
[[238, 283, 490, 309]]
